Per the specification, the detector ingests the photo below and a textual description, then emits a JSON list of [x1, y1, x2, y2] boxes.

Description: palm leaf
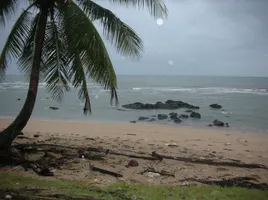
[[18, 12, 40, 77], [42, 11, 70, 101], [58, 1, 118, 105], [75, 0, 143, 58], [106, 0, 168, 18], [0, 4, 34, 81], [70, 52, 91, 114], [0, 0, 19, 26]]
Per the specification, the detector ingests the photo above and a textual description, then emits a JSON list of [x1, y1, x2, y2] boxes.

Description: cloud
[[1, 0, 267, 76]]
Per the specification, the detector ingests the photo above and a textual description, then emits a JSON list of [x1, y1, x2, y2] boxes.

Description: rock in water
[[169, 112, 178, 119], [148, 118, 156, 122], [49, 106, 59, 110], [138, 117, 149, 121], [213, 120, 225, 127], [126, 159, 139, 167], [185, 109, 193, 113], [180, 114, 189, 119], [122, 100, 199, 110], [158, 114, 168, 120], [122, 102, 145, 109], [190, 112, 201, 119], [130, 121, 136, 123], [210, 104, 222, 109], [174, 118, 182, 123]]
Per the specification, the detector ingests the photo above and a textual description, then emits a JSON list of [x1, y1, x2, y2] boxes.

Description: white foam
[[130, 87, 268, 96]]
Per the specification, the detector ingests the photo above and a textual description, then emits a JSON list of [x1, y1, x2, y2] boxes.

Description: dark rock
[[117, 108, 127, 112], [130, 121, 136, 123], [169, 112, 178, 119], [180, 114, 189, 119], [169, 112, 176, 115], [17, 98, 21, 101], [144, 103, 155, 109], [226, 123, 229, 127], [34, 134, 40, 138], [210, 104, 222, 109], [126, 159, 139, 167], [148, 118, 156, 122], [185, 109, 193, 113], [46, 97, 49, 100], [190, 112, 201, 119], [213, 120, 225, 127], [158, 114, 168, 120], [138, 117, 149, 121], [49, 106, 59, 110], [174, 118, 182, 123], [122, 100, 199, 110], [123, 102, 145, 109], [207, 124, 213, 127]]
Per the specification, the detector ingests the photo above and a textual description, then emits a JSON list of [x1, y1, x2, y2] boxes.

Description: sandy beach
[[1, 119, 268, 186]]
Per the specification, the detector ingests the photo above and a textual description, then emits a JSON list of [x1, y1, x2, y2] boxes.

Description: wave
[[1, 81, 267, 96], [0, 82, 101, 90], [131, 87, 268, 96]]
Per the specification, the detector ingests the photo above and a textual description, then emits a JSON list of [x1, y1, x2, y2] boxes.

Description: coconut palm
[[0, 0, 167, 149]]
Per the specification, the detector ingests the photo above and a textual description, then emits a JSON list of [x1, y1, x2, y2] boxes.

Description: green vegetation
[[1, 172, 267, 200]]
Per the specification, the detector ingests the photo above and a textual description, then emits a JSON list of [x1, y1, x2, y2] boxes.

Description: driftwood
[[151, 151, 267, 169], [90, 164, 123, 177], [29, 163, 54, 176], [142, 167, 175, 177], [87, 147, 159, 161], [181, 177, 268, 190], [11, 144, 267, 170]]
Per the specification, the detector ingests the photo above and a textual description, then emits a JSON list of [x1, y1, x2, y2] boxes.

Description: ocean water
[[1, 75, 268, 133]]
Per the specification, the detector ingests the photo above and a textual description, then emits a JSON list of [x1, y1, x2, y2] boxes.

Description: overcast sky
[[1, 0, 268, 77]]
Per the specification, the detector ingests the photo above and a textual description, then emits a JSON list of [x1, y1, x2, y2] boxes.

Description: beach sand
[[1, 119, 268, 186]]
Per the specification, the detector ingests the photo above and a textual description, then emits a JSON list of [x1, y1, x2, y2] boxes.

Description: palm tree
[[0, 0, 167, 149]]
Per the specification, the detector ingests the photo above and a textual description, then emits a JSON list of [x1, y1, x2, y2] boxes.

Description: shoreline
[[1, 115, 268, 135], [1, 118, 268, 185]]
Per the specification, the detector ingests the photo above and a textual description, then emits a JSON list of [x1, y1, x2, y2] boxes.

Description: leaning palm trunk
[[0, 9, 48, 150]]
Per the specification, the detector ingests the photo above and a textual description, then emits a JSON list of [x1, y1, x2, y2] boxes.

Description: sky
[[1, 0, 268, 77]]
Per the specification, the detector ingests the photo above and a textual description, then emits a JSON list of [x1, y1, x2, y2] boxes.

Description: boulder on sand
[[210, 104, 222, 109], [158, 114, 168, 120], [213, 120, 225, 127], [190, 112, 201, 119]]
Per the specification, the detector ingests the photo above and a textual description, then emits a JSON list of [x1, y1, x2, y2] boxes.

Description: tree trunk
[[0, 8, 48, 150]]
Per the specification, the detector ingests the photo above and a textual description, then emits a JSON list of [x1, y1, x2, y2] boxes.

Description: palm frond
[[75, 0, 143, 58], [18, 12, 39, 77], [58, 1, 118, 105], [70, 52, 91, 114], [42, 11, 70, 101], [106, 0, 168, 19], [0, 0, 19, 26], [0, 4, 33, 81]]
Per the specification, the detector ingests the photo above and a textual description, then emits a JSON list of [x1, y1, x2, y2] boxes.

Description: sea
[[1, 75, 268, 133]]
